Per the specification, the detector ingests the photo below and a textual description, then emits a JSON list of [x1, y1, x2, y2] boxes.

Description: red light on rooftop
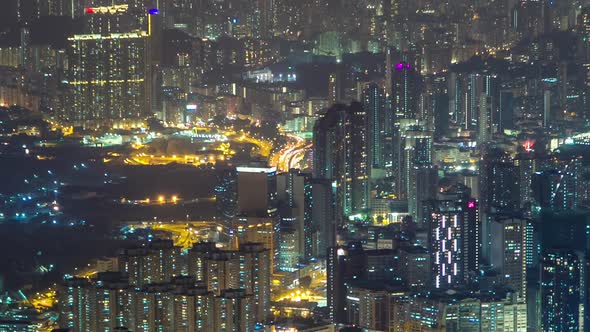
[[85, 7, 94, 14], [522, 139, 535, 152]]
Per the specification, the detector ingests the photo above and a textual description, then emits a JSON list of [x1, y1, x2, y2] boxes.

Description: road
[[273, 134, 311, 172], [125, 220, 231, 249]]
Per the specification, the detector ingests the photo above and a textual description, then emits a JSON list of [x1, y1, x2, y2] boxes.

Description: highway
[[273, 134, 312, 172]]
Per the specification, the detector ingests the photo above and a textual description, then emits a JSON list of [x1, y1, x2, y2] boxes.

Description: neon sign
[[85, 5, 129, 15]]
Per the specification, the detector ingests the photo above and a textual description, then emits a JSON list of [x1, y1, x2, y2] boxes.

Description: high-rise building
[[404, 129, 435, 223], [478, 94, 493, 144], [539, 211, 590, 331], [362, 83, 387, 172], [532, 167, 579, 211], [391, 60, 422, 120], [309, 178, 336, 258], [541, 249, 586, 332], [490, 217, 531, 299], [213, 289, 255, 332], [397, 246, 431, 289], [117, 240, 182, 287], [60, 278, 93, 332], [215, 168, 237, 222], [327, 242, 366, 324], [236, 166, 278, 217], [187, 241, 271, 324], [277, 170, 313, 263], [313, 102, 368, 223], [65, 4, 156, 128], [427, 184, 479, 289]]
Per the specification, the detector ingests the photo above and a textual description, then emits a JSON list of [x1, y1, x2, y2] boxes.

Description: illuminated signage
[[236, 167, 277, 174], [468, 201, 476, 209], [85, 5, 129, 15]]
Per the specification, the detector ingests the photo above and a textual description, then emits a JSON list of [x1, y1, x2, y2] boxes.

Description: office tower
[[490, 217, 531, 299], [327, 242, 366, 324], [215, 168, 237, 222], [236, 166, 278, 217], [66, 4, 153, 128], [427, 184, 479, 289], [362, 83, 387, 172], [277, 170, 313, 263], [310, 178, 336, 258], [213, 289, 255, 332], [313, 102, 368, 223]]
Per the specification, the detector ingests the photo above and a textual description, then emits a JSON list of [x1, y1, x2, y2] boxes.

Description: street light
[[158, 195, 165, 203]]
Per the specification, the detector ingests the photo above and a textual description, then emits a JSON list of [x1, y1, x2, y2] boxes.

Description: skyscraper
[[66, 3, 155, 128], [404, 129, 435, 223], [541, 249, 586, 332], [362, 83, 387, 171], [277, 169, 313, 263], [427, 184, 480, 289], [391, 60, 422, 120], [313, 102, 368, 223], [310, 178, 336, 258], [490, 217, 531, 299]]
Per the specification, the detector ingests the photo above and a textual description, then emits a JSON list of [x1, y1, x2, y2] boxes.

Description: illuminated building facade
[[362, 83, 387, 171], [313, 102, 368, 223], [277, 169, 313, 264], [61, 243, 269, 331], [427, 184, 479, 289], [541, 249, 586, 332], [65, 4, 158, 128], [188, 241, 271, 323], [491, 217, 531, 299], [117, 240, 182, 287]]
